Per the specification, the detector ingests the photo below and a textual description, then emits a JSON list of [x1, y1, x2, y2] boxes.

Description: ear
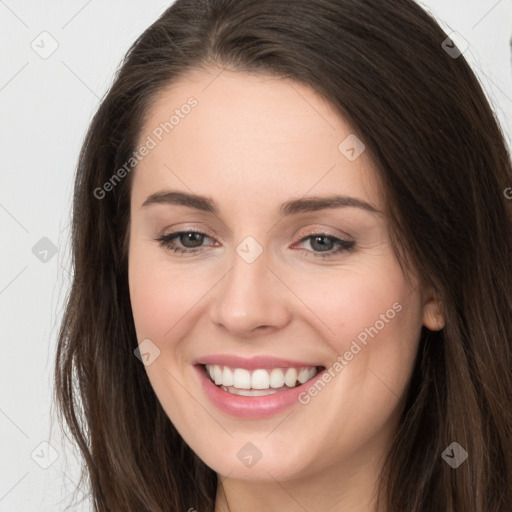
[[421, 292, 445, 331]]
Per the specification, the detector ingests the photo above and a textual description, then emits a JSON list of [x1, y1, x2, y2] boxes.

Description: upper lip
[[193, 354, 324, 370]]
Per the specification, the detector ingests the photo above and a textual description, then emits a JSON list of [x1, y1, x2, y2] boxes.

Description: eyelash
[[155, 230, 355, 258]]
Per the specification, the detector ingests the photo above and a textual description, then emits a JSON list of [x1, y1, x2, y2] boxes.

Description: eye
[[292, 233, 355, 258], [155, 230, 355, 258], [155, 230, 214, 254]]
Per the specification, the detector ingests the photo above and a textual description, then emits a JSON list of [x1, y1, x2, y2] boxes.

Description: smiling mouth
[[202, 364, 325, 396]]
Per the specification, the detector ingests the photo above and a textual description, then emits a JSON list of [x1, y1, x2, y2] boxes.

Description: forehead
[[131, 66, 381, 213]]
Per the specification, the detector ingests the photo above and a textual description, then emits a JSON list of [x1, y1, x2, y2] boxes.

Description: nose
[[208, 247, 292, 337]]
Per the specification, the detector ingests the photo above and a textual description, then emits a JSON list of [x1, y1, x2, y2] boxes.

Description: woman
[[55, 0, 512, 510]]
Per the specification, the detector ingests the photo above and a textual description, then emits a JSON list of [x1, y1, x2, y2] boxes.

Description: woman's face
[[128, 66, 439, 483]]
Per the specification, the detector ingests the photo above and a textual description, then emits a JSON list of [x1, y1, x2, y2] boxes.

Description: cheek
[[318, 267, 423, 422], [129, 261, 171, 341], [128, 244, 208, 342], [284, 261, 423, 411], [128, 245, 207, 431], [270, 268, 422, 475], [285, 262, 418, 350]]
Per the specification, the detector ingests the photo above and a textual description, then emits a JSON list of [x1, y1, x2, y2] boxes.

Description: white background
[[1, 1, 511, 510]]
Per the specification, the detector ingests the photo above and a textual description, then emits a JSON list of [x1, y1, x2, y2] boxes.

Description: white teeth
[[298, 367, 313, 384], [205, 364, 319, 391], [233, 368, 252, 389], [284, 368, 298, 387], [213, 365, 223, 385], [222, 366, 234, 386], [220, 386, 279, 396], [251, 369, 270, 389], [269, 368, 285, 388]]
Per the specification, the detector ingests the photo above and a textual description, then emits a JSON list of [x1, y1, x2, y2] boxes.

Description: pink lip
[[194, 364, 326, 418], [192, 354, 322, 370]]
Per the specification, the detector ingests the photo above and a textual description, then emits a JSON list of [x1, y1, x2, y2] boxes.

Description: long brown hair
[[54, 0, 512, 510]]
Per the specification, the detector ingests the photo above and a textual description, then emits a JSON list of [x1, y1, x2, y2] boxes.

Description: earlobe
[[422, 298, 446, 331]]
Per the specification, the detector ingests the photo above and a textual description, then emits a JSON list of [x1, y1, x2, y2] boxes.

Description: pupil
[[312, 235, 332, 252], [182, 232, 203, 247]]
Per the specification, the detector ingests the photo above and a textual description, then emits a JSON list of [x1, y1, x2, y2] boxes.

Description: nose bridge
[[209, 238, 291, 335]]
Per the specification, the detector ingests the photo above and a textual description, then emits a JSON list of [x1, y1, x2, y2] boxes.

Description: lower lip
[[195, 364, 324, 418]]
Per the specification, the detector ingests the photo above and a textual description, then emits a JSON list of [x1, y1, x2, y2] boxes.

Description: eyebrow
[[141, 190, 381, 215]]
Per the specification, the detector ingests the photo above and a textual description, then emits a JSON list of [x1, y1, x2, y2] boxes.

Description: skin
[[128, 66, 445, 512]]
